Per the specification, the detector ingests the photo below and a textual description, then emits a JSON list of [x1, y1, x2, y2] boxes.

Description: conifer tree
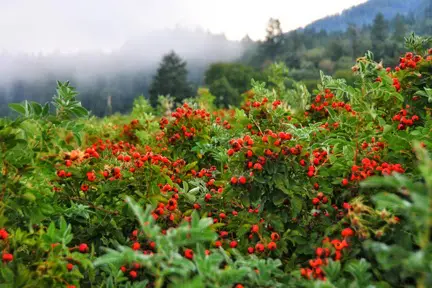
[[371, 13, 389, 60], [149, 51, 194, 106]]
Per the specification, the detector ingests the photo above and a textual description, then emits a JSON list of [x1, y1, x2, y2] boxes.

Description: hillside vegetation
[[306, 0, 425, 32]]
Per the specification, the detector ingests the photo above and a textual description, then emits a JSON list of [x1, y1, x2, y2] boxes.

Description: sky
[[0, 0, 367, 53]]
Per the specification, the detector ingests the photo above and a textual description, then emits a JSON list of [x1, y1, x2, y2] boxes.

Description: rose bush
[[0, 35, 431, 287]]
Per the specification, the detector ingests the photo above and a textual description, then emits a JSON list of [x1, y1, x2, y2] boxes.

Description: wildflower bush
[[0, 35, 432, 288]]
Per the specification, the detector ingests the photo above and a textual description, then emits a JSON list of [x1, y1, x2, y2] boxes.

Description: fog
[[0, 0, 367, 116], [0, 27, 247, 116], [0, 0, 367, 85], [0, 27, 246, 84]]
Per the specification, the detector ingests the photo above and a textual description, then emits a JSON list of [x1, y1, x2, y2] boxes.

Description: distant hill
[[305, 0, 424, 32]]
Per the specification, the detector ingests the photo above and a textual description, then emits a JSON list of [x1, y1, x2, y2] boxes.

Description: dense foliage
[[1, 36, 432, 288]]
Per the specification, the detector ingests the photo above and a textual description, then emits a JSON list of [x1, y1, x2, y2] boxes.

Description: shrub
[[1, 36, 431, 287]]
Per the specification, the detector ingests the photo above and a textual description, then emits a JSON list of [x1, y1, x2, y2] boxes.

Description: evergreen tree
[[421, 0, 432, 35], [371, 13, 389, 60], [371, 13, 389, 42], [149, 51, 194, 106], [392, 14, 407, 42], [290, 30, 304, 52], [262, 18, 284, 61], [327, 39, 345, 61], [425, 0, 432, 19], [347, 24, 360, 59], [389, 14, 408, 58]]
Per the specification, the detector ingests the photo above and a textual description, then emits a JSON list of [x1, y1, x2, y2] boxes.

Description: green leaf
[[183, 191, 196, 203], [8, 103, 26, 115], [30, 102, 42, 115], [345, 259, 372, 287], [290, 196, 303, 218], [171, 275, 204, 288], [372, 192, 411, 211], [22, 192, 36, 202], [41, 102, 50, 116], [44, 222, 55, 242], [191, 210, 200, 228], [343, 145, 355, 161], [0, 266, 14, 283], [125, 196, 155, 234], [323, 259, 341, 281], [70, 106, 89, 117], [272, 193, 285, 206], [183, 161, 197, 172], [393, 92, 404, 102]]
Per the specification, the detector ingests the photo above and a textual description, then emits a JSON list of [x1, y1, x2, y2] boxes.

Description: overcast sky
[[0, 0, 367, 53]]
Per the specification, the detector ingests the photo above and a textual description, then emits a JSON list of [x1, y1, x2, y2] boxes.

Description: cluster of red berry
[[55, 138, 191, 195], [319, 121, 340, 131], [392, 105, 420, 130], [244, 97, 280, 110], [311, 192, 329, 207], [152, 197, 178, 221], [229, 131, 296, 163], [121, 119, 140, 142], [348, 157, 405, 182], [0, 229, 12, 263], [300, 228, 354, 280], [120, 263, 142, 280], [308, 89, 354, 118], [244, 225, 279, 255], [360, 137, 386, 159], [159, 103, 211, 144], [215, 117, 232, 129], [398, 52, 423, 70]]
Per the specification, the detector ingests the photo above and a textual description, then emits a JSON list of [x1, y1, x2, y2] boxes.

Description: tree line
[[156, 9, 432, 108]]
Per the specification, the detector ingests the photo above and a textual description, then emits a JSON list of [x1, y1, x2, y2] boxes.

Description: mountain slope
[[305, 0, 423, 32]]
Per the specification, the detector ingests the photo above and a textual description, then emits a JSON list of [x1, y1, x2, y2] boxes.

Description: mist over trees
[[149, 51, 194, 106], [0, 28, 246, 117], [0, 0, 430, 117]]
